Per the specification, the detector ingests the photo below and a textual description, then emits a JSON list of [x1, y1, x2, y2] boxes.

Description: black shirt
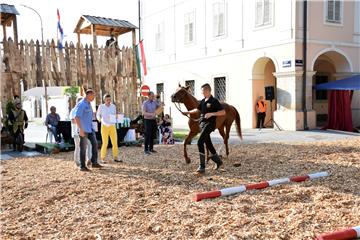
[[197, 95, 223, 124]]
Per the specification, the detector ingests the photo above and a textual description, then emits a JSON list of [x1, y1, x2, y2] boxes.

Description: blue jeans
[[80, 131, 98, 168], [48, 126, 60, 142]]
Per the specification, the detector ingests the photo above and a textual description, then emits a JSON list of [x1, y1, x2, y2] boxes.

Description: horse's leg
[[183, 131, 198, 164], [218, 125, 227, 158], [225, 122, 232, 157]]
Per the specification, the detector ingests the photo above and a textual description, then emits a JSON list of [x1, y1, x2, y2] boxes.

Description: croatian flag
[[57, 9, 64, 49]]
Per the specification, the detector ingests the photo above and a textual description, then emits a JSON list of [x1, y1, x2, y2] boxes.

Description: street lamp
[[20, 4, 48, 115], [20, 4, 44, 43]]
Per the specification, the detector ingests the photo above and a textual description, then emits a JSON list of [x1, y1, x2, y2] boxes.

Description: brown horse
[[171, 84, 242, 163]]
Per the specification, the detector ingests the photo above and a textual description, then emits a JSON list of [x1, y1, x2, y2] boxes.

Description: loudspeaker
[[265, 86, 275, 101]]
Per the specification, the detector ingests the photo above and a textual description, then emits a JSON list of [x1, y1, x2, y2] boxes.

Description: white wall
[[141, 0, 360, 130], [23, 96, 70, 121]]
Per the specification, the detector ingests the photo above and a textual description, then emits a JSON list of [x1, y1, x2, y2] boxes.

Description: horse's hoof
[[185, 158, 191, 164]]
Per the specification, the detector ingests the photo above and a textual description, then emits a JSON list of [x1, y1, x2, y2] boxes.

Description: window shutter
[[213, 3, 219, 37], [334, 0, 341, 22], [189, 23, 194, 42], [255, 0, 263, 26], [160, 23, 164, 50], [155, 23, 164, 51], [184, 24, 189, 43], [327, 0, 335, 21], [218, 12, 224, 35], [155, 25, 160, 51]]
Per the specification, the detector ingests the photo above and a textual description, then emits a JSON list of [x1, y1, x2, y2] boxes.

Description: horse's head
[[171, 83, 191, 103]]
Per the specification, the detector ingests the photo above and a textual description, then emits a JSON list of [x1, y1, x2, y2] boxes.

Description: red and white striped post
[[316, 226, 360, 240], [194, 171, 329, 202]]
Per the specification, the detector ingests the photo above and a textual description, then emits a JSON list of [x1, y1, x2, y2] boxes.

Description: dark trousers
[[257, 112, 266, 128], [144, 119, 157, 151], [197, 122, 216, 155], [80, 132, 98, 168], [11, 129, 24, 151]]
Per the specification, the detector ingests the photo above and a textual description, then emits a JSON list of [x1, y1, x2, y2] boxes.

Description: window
[[255, 0, 273, 27], [184, 11, 195, 44], [155, 22, 164, 51], [315, 76, 328, 100], [185, 80, 195, 95], [326, 0, 342, 24], [156, 83, 164, 97], [214, 77, 226, 101], [212, 2, 226, 37]]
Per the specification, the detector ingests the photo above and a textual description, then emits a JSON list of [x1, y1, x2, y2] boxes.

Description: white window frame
[[324, 0, 344, 26], [155, 22, 164, 52], [255, 0, 274, 28], [184, 11, 196, 45], [212, 1, 227, 38], [213, 76, 227, 102], [184, 80, 196, 96]]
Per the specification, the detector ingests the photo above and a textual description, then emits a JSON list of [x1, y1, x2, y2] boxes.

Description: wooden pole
[[91, 24, 97, 47], [77, 32, 81, 45], [132, 29, 138, 116], [2, 24, 7, 40], [13, 16, 18, 44]]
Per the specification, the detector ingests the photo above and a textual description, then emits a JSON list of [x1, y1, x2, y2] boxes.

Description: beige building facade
[[140, 0, 360, 130]]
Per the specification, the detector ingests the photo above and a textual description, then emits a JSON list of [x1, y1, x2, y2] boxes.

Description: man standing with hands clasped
[[142, 91, 160, 155], [97, 94, 121, 163], [182, 83, 225, 174], [74, 88, 102, 171]]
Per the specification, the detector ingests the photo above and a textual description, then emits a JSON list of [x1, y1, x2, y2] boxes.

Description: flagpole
[[138, 0, 143, 86], [138, 0, 141, 41]]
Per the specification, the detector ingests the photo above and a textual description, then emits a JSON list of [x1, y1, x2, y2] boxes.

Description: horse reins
[[173, 101, 200, 122]]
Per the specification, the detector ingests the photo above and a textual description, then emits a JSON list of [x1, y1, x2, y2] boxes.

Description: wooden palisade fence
[[1, 37, 141, 117]]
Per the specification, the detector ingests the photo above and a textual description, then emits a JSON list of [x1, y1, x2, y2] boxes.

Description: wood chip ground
[[1, 138, 359, 239]]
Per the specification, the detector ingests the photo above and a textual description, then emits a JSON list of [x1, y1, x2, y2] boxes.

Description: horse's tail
[[232, 106, 243, 140]]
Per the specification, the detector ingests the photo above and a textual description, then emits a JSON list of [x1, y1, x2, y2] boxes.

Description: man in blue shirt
[[74, 88, 102, 171]]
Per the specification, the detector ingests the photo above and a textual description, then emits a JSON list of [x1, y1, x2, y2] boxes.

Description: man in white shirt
[[96, 94, 121, 162]]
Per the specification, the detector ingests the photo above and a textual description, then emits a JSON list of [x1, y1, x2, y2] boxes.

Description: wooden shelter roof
[[74, 15, 137, 37], [0, 4, 19, 26]]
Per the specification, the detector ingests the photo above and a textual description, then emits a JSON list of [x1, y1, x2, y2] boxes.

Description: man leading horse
[[181, 83, 225, 174], [171, 83, 242, 174]]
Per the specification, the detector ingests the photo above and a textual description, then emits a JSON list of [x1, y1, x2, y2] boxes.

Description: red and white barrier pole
[[194, 171, 329, 202], [316, 226, 360, 240]]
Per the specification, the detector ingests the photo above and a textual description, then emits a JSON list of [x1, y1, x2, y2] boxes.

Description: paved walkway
[[174, 127, 360, 145], [1, 123, 359, 160], [0, 150, 42, 161], [15, 122, 360, 145], [210, 128, 360, 145]]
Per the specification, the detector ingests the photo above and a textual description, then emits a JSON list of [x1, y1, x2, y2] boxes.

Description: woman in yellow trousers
[[96, 94, 121, 163]]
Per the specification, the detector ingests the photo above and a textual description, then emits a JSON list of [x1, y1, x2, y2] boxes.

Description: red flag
[[139, 40, 147, 76]]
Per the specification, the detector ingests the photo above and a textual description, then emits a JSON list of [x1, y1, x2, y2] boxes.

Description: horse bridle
[[172, 90, 200, 122]]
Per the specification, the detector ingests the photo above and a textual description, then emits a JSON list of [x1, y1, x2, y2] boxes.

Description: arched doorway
[[252, 57, 277, 128], [312, 50, 352, 127]]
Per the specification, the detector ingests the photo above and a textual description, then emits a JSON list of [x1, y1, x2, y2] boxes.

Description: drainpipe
[[302, 0, 308, 130]]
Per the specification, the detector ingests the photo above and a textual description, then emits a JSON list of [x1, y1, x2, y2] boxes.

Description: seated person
[[106, 35, 118, 49], [159, 114, 174, 145], [45, 106, 61, 143]]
